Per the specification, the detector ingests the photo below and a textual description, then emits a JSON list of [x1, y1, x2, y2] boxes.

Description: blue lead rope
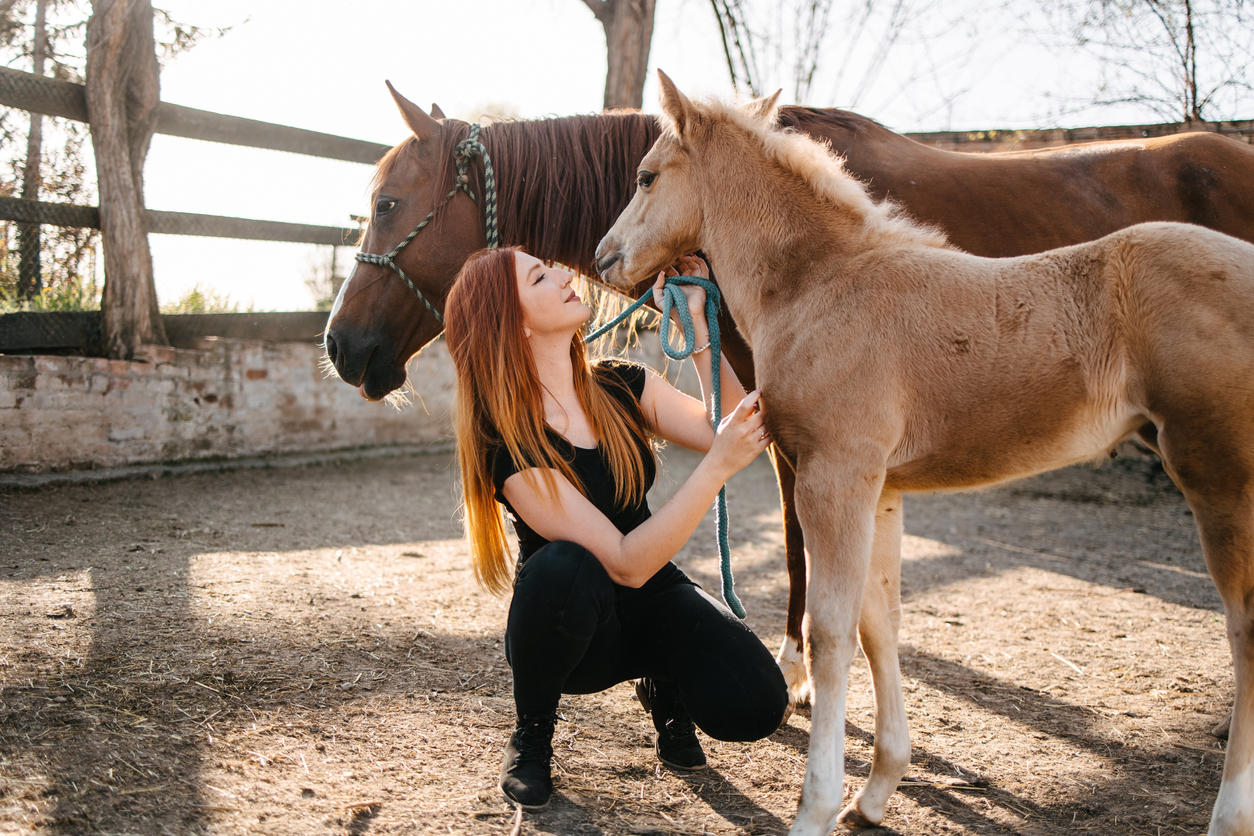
[[585, 276, 746, 619]]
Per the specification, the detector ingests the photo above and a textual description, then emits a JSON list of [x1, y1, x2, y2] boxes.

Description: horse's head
[[324, 84, 484, 400], [595, 71, 780, 292]]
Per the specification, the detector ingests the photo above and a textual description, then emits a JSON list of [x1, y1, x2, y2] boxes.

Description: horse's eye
[[637, 171, 656, 188], [375, 199, 397, 216]]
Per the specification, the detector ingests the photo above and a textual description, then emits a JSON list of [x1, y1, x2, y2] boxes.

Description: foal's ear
[[657, 69, 694, 139], [385, 80, 438, 142], [747, 89, 782, 122], [430, 102, 446, 120]]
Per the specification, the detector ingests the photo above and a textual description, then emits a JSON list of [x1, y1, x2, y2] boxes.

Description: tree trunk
[[17, 0, 47, 301], [582, 0, 656, 110], [86, 0, 167, 359]]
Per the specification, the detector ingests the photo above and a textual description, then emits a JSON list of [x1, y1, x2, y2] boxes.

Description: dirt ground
[[0, 444, 1227, 835]]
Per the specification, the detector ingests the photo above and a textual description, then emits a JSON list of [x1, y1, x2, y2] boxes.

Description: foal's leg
[[770, 446, 811, 706], [1189, 494, 1254, 836], [1159, 429, 1254, 836], [788, 466, 881, 836], [839, 490, 909, 828]]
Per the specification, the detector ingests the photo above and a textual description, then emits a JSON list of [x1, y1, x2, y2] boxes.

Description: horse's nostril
[[325, 333, 339, 365]]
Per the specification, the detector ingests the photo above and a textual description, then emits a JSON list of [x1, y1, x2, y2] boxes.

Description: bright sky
[[138, 0, 1176, 310]]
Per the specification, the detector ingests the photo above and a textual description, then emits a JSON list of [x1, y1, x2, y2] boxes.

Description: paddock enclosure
[[0, 445, 1227, 835]]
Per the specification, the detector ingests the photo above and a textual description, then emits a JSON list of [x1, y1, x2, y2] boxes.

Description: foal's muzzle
[[595, 250, 621, 277]]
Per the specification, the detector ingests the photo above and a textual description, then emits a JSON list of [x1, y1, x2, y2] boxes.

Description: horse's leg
[[839, 490, 908, 828], [1140, 423, 1236, 742], [788, 466, 881, 836], [770, 446, 811, 707], [1157, 427, 1254, 835]]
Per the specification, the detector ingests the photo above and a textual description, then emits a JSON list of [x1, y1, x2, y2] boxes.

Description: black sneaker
[[636, 679, 707, 771], [499, 712, 557, 810]]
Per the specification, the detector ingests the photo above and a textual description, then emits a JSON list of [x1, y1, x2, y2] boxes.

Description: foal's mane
[[692, 99, 949, 249]]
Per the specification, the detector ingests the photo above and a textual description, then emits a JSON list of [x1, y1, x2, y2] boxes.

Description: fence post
[[85, 0, 167, 359]]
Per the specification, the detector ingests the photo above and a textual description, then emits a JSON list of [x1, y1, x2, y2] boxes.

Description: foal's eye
[[637, 171, 657, 188], [375, 198, 397, 216]]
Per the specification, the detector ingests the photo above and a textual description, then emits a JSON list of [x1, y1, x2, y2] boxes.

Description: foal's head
[[594, 71, 782, 290], [595, 71, 946, 292]]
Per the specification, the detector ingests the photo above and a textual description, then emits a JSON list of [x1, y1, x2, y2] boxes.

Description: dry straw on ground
[[0, 446, 1227, 834]]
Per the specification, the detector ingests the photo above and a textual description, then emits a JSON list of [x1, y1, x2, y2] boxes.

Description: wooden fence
[[906, 118, 1254, 152], [0, 66, 387, 247], [0, 66, 394, 353]]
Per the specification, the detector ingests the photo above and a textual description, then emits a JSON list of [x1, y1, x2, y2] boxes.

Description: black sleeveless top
[[490, 361, 657, 563]]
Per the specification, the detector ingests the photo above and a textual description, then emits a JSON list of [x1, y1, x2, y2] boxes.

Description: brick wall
[[905, 117, 1253, 153], [0, 338, 455, 474]]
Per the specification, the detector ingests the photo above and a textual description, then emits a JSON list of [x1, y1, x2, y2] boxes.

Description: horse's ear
[[430, 102, 446, 120], [748, 89, 782, 122], [657, 69, 694, 139], [385, 80, 438, 141]]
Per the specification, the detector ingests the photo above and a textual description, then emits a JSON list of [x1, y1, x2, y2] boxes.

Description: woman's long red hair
[[444, 247, 652, 594]]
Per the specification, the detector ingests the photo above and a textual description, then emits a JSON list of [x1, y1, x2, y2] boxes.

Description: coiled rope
[[585, 276, 746, 619]]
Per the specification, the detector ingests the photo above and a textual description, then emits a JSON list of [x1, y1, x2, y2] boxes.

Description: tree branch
[[579, 0, 614, 26]]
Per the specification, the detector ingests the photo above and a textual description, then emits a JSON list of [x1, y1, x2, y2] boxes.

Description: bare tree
[[706, 0, 922, 107], [709, 0, 766, 95], [15, 0, 45, 299], [86, 0, 166, 358], [1041, 0, 1254, 122], [579, 0, 657, 109]]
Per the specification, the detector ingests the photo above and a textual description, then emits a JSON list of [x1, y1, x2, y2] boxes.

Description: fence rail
[[0, 197, 359, 246], [0, 66, 391, 163], [906, 118, 1253, 151], [0, 66, 379, 248]]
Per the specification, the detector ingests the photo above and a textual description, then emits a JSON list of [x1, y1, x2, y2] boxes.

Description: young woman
[[443, 247, 788, 811]]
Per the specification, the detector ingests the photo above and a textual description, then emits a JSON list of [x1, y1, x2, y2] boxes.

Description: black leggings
[[504, 540, 788, 742]]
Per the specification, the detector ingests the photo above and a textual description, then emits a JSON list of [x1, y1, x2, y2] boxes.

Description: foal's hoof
[[1213, 710, 1232, 740], [777, 700, 795, 730], [775, 639, 812, 706], [837, 805, 878, 829]]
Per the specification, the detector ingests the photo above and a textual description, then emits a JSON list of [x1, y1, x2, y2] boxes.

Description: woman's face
[[514, 251, 591, 337]]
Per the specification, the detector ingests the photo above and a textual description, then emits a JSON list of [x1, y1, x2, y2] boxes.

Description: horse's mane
[[690, 99, 949, 249], [372, 113, 663, 274], [777, 106, 885, 141], [481, 113, 664, 272]]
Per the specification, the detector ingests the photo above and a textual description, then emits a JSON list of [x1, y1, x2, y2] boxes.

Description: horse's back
[[865, 131, 1254, 257]]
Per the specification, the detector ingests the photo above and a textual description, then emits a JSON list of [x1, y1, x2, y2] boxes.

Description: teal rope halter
[[356, 123, 500, 322], [585, 276, 746, 619]]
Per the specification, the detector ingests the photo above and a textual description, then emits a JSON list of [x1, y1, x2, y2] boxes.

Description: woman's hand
[[706, 390, 771, 480], [652, 255, 712, 343]]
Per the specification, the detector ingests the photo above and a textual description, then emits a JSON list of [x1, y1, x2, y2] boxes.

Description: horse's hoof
[[837, 805, 878, 829], [1213, 711, 1232, 740], [777, 700, 795, 730], [776, 639, 812, 706]]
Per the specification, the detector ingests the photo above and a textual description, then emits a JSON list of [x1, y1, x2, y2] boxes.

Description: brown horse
[[595, 72, 1254, 836], [324, 84, 1254, 707]]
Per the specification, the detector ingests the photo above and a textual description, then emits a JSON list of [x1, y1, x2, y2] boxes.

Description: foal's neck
[[697, 155, 859, 344]]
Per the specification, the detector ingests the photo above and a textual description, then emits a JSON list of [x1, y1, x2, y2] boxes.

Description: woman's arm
[[501, 392, 769, 588], [640, 255, 751, 453]]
